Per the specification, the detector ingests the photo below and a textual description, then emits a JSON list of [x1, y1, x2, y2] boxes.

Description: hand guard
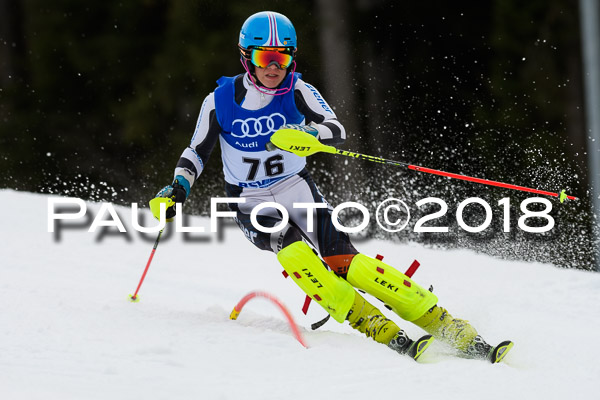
[[154, 176, 190, 219], [266, 123, 319, 151]]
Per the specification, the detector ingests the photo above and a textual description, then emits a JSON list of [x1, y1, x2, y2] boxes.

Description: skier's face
[[254, 64, 286, 89]]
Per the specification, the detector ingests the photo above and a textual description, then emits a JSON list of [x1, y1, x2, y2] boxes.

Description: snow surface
[[1, 189, 599, 400]]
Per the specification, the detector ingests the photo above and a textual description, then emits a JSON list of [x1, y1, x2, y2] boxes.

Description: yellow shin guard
[[277, 241, 355, 323], [346, 254, 438, 322], [413, 305, 478, 352]]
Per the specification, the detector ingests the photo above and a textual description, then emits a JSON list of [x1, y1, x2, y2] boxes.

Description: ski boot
[[388, 331, 434, 361], [413, 305, 513, 363], [466, 335, 514, 364], [347, 291, 434, 361]]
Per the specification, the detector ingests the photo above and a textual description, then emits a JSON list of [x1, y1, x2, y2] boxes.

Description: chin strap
[[240, 57, 296, 96]]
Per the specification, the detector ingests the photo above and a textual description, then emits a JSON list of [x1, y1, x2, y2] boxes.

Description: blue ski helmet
[[239, 11, 297, 51]]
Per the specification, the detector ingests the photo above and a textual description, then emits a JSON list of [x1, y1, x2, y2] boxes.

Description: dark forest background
[[1, 0, 598, 269]]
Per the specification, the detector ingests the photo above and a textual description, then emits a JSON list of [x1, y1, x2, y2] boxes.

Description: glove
[[279, 123, 318, 137], [154, 175, 190, 219], [266, 123, 319, 151]]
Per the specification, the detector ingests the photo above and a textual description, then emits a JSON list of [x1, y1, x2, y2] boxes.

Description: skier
[[155, 11, 512, 363]]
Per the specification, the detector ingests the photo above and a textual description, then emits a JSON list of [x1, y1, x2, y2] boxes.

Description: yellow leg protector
[[346, 291, 401, 345], [413, 305, 478, 352], [277, 241, 355, 323], [346, 254, 438, 322]]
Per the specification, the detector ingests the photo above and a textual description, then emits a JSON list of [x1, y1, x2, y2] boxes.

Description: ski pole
[[268, 128, 578, 202], [129, 197, 173, 302], [129, 228, 164, 302]]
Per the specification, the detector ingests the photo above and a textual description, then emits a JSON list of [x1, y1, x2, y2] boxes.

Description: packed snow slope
[[1, 189, 599, 400]]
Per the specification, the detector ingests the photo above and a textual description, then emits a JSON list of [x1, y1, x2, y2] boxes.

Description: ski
[[489, 340, 514, 364], [466, 335, 514, 364], [388, 333, 435, 361], [408, 335, 435, 361]]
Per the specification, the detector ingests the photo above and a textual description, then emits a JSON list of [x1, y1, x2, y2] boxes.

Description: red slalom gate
[[230, 291, 308, 348]]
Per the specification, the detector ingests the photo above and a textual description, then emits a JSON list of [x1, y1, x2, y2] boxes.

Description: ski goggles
[[250, 47, 295, 69]]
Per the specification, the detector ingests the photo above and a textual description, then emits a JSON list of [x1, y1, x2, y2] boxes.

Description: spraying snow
[[1, 189, 599, 399]]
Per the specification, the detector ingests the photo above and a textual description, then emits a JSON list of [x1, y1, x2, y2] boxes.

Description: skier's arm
[[294, 79, 346, 146], [173, 93, 221, 191], [154, 93, 220, 215]]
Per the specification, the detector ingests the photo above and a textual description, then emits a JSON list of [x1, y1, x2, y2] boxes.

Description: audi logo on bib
[[231, 113, 287, 138]]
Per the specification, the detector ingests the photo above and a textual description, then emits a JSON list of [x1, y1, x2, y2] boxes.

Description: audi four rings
[[231, 113, 287, 137]]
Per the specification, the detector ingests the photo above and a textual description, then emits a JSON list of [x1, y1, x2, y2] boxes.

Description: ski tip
[[412, 335, 435, 362], [490, 340, 514, 364], [129, 294, 140, 303]]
